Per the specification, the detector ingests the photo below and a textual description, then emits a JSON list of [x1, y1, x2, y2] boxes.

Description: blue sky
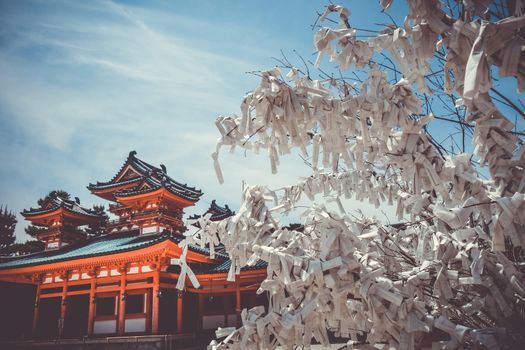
[[0, 0, 418, 241]]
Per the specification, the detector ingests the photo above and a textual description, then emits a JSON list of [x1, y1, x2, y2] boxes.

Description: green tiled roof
[[0, 231, 164, 270], [0, 231, 228, 270], [200, 259, 268, 274]]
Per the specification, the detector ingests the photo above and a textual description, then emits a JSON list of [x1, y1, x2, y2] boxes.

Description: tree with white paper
[[185, 1, 525, 349]]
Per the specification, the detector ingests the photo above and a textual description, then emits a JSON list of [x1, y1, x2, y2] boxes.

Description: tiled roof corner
[[189, 200, 235, 224]]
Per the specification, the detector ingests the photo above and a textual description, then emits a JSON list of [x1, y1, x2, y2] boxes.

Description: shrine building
[[0, 151, 267, 344]]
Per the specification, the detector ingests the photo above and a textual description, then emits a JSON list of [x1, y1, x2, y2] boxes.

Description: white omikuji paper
[[174, 1, 524, 349]]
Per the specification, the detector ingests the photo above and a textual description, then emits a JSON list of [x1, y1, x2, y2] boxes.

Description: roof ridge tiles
[[89, 151, 202, 199], [22, 194, 103, 218]]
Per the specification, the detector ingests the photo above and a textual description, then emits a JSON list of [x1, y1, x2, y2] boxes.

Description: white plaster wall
[[93, 320, 117, 334], [125, 318, 146, 333]]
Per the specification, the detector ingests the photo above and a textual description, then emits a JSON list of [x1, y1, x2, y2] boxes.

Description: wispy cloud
[[0, 0, 397, 242], [0, 0, 271, 240]]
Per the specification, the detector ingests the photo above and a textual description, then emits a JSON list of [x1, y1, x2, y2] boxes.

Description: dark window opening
[[126, 294, 145, 314], [204, 295, 226, 315], [68, 284, 90, 292], [96, 296, 116, 316], [41, 287, 62, 294], [160, 278, 177, 285]]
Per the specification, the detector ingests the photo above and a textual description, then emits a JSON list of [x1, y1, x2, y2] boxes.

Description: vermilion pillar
[[32, 282, 42, 338], [58, 272, 69, 339], [118, 266, 127, 335], [176, 291, 183, 333], [87, 276, 96, 336], [235, 286, 241, 326], [151, 269, 160, 334]]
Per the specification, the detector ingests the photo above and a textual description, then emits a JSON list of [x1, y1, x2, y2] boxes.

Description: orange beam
[[185, 285, 259, 294], [197, 276, 266, 286], [194, 269, 267, 280], [39, 292, 63, 299], [38, 282, 155, 297], [36, 271, 156, 287]]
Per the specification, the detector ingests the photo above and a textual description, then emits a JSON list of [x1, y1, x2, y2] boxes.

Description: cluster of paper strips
[[187, 1, 525, 349]]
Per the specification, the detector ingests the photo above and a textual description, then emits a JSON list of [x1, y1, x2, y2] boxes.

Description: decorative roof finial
[[129, 150, 137, 158], [160, 164, 167, 173], [74, 197, 80, 204]]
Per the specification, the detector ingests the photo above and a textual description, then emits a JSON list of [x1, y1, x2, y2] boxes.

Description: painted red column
[[87, 270, 97, 336], [58, 272, 69, 339], [176, 290, 183, 334], [235, 285, 241, 327], [31, 282, 42, 338], [118, 266, 127, 335], [151, 269, 160, 334]]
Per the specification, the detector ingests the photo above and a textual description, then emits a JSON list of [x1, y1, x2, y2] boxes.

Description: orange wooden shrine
[[0, 152, 267, 340]]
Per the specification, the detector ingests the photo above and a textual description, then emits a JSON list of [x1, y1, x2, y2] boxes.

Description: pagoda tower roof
[[88, 151, 202, 203], [21, 195, 103, 224], [189, 200, 235, 224]]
